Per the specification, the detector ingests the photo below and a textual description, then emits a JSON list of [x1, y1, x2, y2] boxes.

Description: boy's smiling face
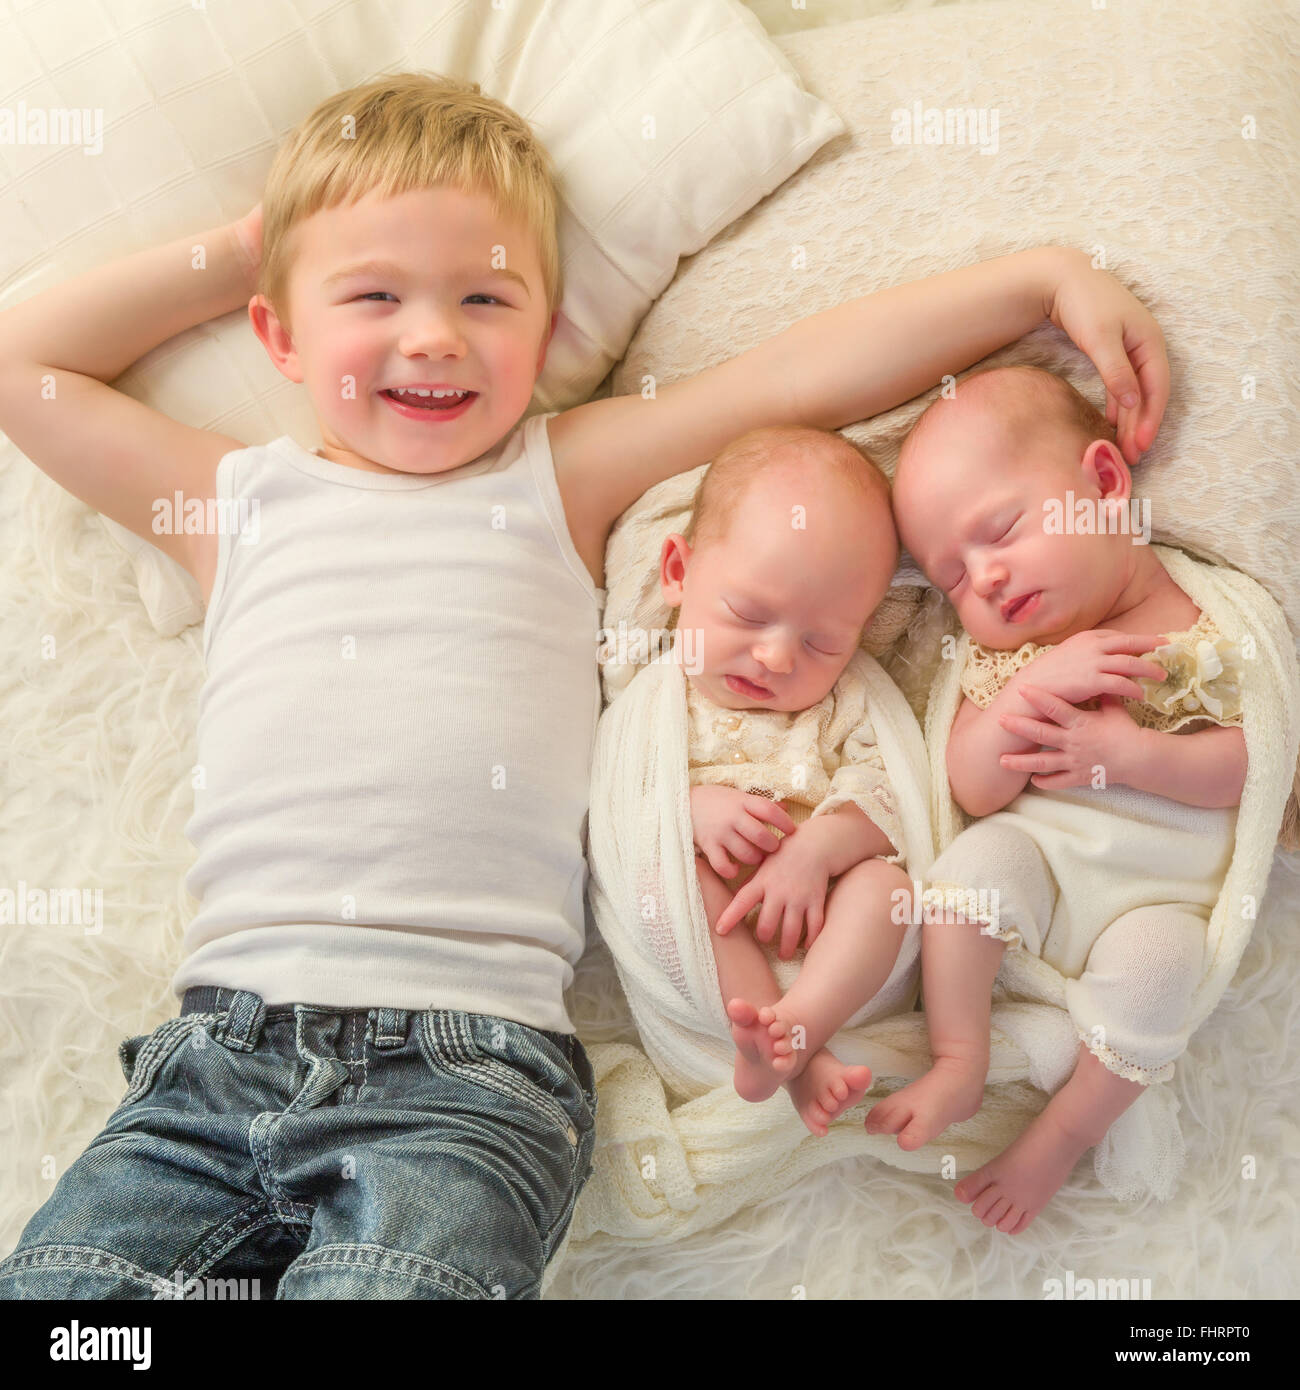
[[252, 184, 556, 475]]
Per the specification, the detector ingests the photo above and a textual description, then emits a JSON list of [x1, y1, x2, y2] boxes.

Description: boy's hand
[[997, 690, 1142, 790], [1013, 630, 1168, 706], [690, 785, 796, 882], [1046, 249, 1169, 466], [231, 203, 263, 290], [714, 830, 833, 959]]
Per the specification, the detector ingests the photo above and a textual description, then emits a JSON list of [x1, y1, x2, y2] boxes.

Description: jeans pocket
[[116, 1016, 207, 1105], [418, 1013, 593, 1143]]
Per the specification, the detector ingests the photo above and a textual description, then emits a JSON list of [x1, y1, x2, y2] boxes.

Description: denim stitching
[[279, 1241, 494, 1300], [122, 1016, 205, 1104], [0, 1244, 162, 1295], [425, 1013, 581, 1146]]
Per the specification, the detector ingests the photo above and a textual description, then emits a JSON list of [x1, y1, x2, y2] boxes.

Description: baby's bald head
[[685, 425, 895, 560], [898, 366, 1114, 491], [893, 366, 1115, 550]]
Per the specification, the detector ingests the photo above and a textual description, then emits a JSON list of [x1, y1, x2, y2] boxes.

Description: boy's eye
[[725, 601, 762, 624], [352, 292, 501, 304], [805, 640, 839, 656]]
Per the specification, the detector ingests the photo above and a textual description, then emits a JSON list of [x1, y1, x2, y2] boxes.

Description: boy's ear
[[1082, 437, 1131, 501], [660, 532, 691, 606], [249, 294, 304, 384]]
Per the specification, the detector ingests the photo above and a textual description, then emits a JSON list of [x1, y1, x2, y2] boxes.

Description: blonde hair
[[684, 426, 894, 553], [258, 72, 562, 327]]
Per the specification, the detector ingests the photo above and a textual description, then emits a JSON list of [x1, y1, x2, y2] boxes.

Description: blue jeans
[[0, 986, 597, 1299]]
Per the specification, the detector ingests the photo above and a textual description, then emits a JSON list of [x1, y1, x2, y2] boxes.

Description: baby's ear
[[659, 532, 691, 605], [1083, 437, 1131, 498]]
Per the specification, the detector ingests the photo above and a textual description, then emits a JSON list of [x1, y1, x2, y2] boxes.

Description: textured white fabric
[[0, 0, 840, 635], [173, 417, 604, 1030]]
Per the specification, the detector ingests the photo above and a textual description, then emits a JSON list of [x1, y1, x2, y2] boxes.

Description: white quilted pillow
[[611, 0, 1300, 637], [0, 0, 841, 634]]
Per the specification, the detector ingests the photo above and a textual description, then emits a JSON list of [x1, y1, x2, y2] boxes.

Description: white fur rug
[[3, 0, 1296, 1300]]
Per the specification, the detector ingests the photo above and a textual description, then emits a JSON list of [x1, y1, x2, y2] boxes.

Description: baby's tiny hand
[[714, 829, 833, 957], [690, 785, 796, 881], [998, 688, 1141, 790], [1014, 629, 1167, 707]]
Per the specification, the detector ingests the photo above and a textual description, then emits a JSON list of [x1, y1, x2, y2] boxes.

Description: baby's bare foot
[[953, 1110, 1092, 1234], [732, 1047, 782, 1102], [864, 1057, 985, 1150], [727, 997, 794, 1077], [756, 1001, 813, 1080], [785, 1049, 872, 1137]]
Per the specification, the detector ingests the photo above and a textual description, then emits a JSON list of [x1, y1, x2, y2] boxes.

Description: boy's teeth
[[390, 387, 466, 398]]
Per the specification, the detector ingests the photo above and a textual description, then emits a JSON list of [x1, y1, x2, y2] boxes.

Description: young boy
[[0, 72, 1168, 1298]]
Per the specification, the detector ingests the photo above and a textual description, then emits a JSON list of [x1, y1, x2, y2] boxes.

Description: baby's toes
[[980, 1194, 1012, 1228]]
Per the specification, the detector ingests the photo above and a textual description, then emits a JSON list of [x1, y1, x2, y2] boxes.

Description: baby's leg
[[866, 816, 1053, 1150], [750, 859, 911, 1084], [696, 856, 793, 1102], [697, 856, 863, 1114], [864, 903, 1006, 1149], [954, 904, 1204, 1234], [953, 1044, 1142, 1234]]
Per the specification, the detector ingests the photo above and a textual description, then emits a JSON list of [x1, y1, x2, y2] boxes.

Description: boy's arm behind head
[[0, 359, 241, 586], [0, 218, 255, 584]]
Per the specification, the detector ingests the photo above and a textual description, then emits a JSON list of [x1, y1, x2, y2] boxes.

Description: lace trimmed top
[[960, 612, 1245, 734], [685, 659, 905, 866]]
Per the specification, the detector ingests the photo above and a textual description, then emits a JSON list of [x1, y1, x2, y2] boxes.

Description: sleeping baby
[[659, 425, 921, 1135], [877, 364, 1247, 1232]]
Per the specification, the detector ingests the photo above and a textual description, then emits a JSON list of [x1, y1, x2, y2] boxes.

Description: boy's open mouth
[[381, 387, 477, 417]]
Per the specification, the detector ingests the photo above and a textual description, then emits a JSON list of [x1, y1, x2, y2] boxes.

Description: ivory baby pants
[[924, 782, 1237, 1083]]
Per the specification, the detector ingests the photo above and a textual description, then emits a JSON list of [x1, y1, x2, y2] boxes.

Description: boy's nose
[[398, 315, 467, 359]]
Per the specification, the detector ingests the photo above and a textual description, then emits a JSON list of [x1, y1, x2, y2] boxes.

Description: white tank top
[[171, 413, 606, 1032]]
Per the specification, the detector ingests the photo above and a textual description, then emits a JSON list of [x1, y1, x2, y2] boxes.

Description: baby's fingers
[[1100, 675, 1147, 702], [737, 814, 781, 855], [747, 794, 797, 836], [778, 906, 806, 961], [1110, 654, 1167, 682], [715, 880, 759, 935], [998, 711, 1060, 745], [704, 847, 738, 880], [726, 830, 765, 864]]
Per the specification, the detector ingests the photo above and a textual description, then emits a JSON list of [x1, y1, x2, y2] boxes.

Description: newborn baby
[[660, 426, 919, 1135], [877, 365, 1246, 1231]]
